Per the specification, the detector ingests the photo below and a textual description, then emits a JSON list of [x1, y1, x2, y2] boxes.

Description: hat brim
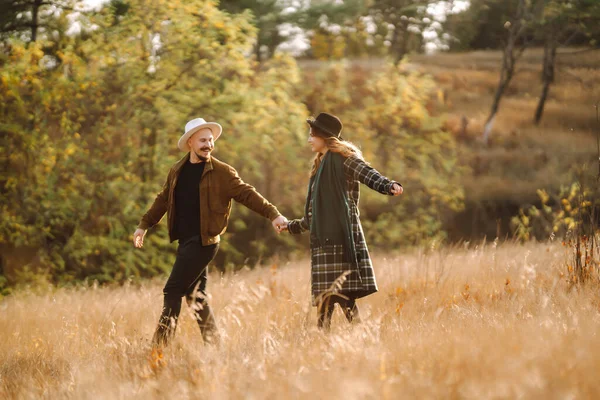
[[307, 118, 340, 138], [178, 122, 222, 152]]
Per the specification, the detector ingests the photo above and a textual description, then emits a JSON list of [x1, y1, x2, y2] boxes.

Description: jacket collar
[[173, 152, 214, 175]]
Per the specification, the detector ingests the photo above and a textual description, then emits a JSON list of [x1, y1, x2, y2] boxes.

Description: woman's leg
[[317, 296, 336, 331], [317, 294, 361, 330], [338, 296, 361, 324]]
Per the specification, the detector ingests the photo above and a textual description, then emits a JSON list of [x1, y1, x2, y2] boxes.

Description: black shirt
[[173, 160, 206, 241]]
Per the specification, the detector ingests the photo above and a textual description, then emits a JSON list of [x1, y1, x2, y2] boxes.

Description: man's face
[[188, 128, 215, 161]]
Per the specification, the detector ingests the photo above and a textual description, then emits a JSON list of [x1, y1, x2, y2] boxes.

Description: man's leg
[[152, 267, 186, 348], [185, 244, 220, 344], [186, 290, 219, 344], [152, 237, 218, 347], [152, 297, 182, 347]]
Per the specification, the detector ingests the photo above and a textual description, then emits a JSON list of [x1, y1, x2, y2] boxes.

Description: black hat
[[307, 112, 343, 139]]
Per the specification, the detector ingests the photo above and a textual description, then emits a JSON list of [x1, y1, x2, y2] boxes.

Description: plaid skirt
[[310, 220, 378, 305]]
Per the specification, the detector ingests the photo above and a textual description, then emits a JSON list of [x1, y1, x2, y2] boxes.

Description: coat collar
[[173, 152, 214, 175]]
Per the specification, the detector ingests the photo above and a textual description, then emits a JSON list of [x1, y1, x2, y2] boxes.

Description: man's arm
[[227, 166, 281, 221], [137, 171, 171, 230]]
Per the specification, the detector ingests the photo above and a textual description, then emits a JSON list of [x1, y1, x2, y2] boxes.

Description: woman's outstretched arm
[[287, 216, 309, 235], [344, 155, 402, 196]]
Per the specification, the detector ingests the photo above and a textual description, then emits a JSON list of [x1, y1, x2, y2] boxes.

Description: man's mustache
[[200, 147, 212, 152]]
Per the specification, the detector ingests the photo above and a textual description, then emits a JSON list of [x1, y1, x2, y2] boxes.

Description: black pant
[[152, 236, 219, 347], [317, 294, 360, 331]]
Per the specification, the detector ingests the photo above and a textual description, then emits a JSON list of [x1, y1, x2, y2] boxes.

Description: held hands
[[391, 183, 403, 196], [133, 228, 147, 248], [272, 215, 289, 234]]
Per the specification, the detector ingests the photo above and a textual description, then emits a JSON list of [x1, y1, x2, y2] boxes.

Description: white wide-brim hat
[[178, 118, 223, 152]]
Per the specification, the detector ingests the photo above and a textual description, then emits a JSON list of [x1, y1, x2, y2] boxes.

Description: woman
[[286, 112, 403, 330]]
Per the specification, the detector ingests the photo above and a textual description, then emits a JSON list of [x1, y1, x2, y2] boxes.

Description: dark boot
[[152, 294, 182, 347], [340, 298, 361, 324]]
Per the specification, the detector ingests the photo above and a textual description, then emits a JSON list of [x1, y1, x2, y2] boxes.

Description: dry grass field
[[2, 49, 597, 399], [2, 241, 600, 399]]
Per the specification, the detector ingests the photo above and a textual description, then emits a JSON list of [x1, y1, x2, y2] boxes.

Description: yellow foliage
[[310, 31, 346, 60]]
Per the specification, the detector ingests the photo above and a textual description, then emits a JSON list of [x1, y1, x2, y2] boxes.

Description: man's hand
[[133, 228, 147, 248], [272, 215, 289, 234], [391, 183, 403, 196]]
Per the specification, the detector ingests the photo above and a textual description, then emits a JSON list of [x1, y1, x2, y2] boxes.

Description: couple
[[133, 113, 403, 347]]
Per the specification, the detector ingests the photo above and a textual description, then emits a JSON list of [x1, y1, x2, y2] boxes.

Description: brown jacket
[[137, 153, 281, 246]]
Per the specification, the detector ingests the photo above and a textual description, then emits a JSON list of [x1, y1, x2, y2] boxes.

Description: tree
[[533, 0, 600, 124], [0, 0, 269, 286], [444, 0, 599, 130], [444, 0, 537, 51], [218, 0, 289, 61], [210, 54, 310, 267], [0, 0, 78, 43], [218, 0, 364, 61], [482, 0, 543, 144], [367, 0, 435, 64]]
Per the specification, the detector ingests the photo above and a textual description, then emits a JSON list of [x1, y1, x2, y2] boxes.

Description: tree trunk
[[533, 78, 551, 125], [328, 32, 335, 59], [255, 34, 263, 63], [534, 34, 557, 125], [483, 40, 518, 144], [31, 0, 42, 42], [482, 0, 528, 144], [377, 129, 391, 170], [482, 76, 511, 144], [147, 126, 158, 180], [596, 101, 600, 182], [392, 20, 409, 65]]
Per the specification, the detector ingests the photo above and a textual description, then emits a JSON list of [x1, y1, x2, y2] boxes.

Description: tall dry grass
[[2, 241, 600, 399]]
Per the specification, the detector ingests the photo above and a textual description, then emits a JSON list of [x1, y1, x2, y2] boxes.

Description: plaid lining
[[289, 155, 397, 303]]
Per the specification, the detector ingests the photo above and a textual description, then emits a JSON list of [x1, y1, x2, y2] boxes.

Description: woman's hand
[[391, 183, 403, 196]]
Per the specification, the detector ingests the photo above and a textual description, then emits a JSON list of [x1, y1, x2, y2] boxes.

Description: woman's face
[[308, 128, 327, 154]]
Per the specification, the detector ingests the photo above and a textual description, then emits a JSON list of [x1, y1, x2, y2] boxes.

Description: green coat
[[288, 154, 400, 303]]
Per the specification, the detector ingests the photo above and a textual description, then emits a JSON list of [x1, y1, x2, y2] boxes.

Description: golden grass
[[2, 241, 600, 399]]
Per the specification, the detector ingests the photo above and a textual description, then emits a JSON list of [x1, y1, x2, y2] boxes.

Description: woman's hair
[[310, 130, 365, 177]]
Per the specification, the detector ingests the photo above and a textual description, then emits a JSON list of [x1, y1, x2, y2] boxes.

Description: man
[[133, 117, 288, 347]]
